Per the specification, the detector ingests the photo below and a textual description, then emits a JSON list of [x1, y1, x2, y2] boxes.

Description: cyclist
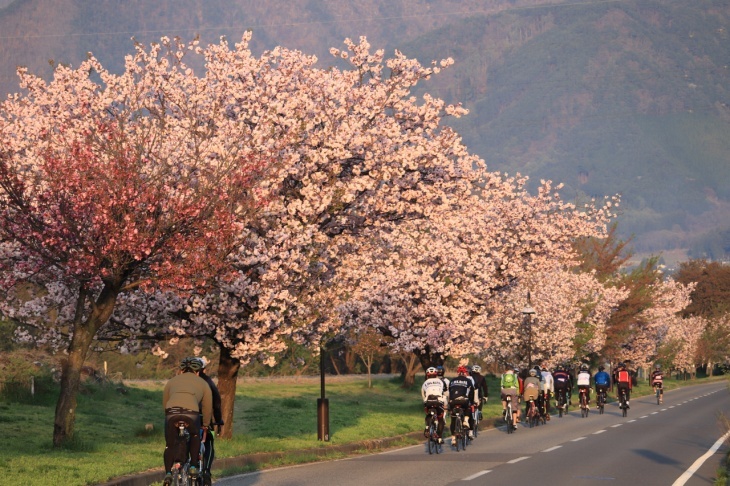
[[576, 364, 591, 408], [651, 364, 664, 404], [163, 357, 213, 486], [500, 364, 520, 428], [436, 365, 450, 392], [593, 365, 611, 409], [470, 365, 489, 419], [552, 364, 572, 409], [421, 366, 447, 444], [616, 362, 632, 409], [522, 368, 541, 420], [541, 366, 554, 420], [192, 357, 223, 486], [449, 365, 477, 442]]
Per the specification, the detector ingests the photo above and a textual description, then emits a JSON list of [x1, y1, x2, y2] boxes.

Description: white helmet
[[471, 365, 481, 373], [426, 367, 438, 377]]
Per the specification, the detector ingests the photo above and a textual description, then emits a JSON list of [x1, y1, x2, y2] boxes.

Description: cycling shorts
[[501, 388, 518, 403]]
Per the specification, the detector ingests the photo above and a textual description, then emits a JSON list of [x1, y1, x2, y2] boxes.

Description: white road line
[[542, 446, 562, 452], [571, 437, 586, 442], [651, 412, 659, 415], [508, 456, 530, 464], [463, 470, 491, 480], [673, 431, 730, 486], [640, 415, 649, 419], [661, 408, 667, 411], [669, 406, 675, 408], [593, 430, 607, 434], [611, 424, 623, 428], [628, 419, 637, 423]]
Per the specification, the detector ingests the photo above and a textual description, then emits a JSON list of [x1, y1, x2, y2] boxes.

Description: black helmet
[[598, 365, 605, 371], [618, 362, 626, 369]]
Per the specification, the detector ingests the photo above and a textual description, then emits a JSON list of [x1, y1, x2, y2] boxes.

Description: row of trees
[[0, 34, 715, 447]]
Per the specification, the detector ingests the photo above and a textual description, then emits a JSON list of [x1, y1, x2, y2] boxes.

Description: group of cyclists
[[421, 364, 488, 445], [421, 360, 666, 445]]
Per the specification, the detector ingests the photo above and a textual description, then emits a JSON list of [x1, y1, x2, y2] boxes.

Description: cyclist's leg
[[201, 427, 214, 483]]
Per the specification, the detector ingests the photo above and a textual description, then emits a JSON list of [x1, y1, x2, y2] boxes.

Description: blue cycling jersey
[[594, 371, 610, 386]]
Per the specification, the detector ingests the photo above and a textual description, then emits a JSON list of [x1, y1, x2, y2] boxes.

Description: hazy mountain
[[1, 0, 728, 262]]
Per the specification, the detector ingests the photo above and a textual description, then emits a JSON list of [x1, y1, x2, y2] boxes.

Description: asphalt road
[[215, 381, 729, 486]]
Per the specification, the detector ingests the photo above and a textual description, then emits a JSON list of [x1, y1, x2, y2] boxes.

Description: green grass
[[1, 374, 726, 485]]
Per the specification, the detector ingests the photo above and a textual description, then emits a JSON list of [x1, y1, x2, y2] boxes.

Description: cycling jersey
[[576, 371, 591, 387], [422, 377, 447, 404], [449, 376, 475, 403], [553, 370, 571, 389], [616, 369, 632, 388], [651, 370, 663, 385], [594, 371, 610, 387]]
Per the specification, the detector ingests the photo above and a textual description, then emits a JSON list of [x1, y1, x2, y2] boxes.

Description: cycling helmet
[[580, 364, 589, 371], [528, 368, 537, 376], [191, 357, 206, 370], [655, 364, 661, 370], [598, 365, 605, 371], [180, 357, 203, 372], [457, 365, 469, 375], [618, 362, 626, 369], [426, 367, 438, 378], [436, 365, 445, 376], [471, 365, 482, 373]]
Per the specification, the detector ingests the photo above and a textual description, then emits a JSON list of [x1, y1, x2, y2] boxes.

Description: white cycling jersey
[[541, 371, 554, 393], [422, 377, 447, 405], [576, 371, 591, 387]]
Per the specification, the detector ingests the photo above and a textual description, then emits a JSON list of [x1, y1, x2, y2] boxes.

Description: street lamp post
[[521, 291, 536, 369], [317, 343, 330, 441]]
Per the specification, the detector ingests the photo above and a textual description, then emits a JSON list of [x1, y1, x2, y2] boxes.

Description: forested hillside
[[1, 0, 728, 259]]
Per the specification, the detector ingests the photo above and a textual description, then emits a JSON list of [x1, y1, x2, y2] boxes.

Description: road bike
[[596, 388, 607, 415], [540, 392, 550, 422], [556, 388, 569, 417], [618, 388, 629, 417], [425, 405, 443, 455], [472, 403, 480, 438], [169, 421, 205, 486], [526, 397, 540, 428], [505, 395, 516, 434], [579, 388, 590, 418], [654, 383, 663, 404], [450, 402, 469, 451]]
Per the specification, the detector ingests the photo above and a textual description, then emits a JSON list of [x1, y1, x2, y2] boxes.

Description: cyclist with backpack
[[500, 364, 520, 428], [522, 368, 541, 420], [616, 362, 633, 408]]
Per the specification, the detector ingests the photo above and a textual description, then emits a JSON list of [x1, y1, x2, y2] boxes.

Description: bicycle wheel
[[506, 403, 513, 434], [427, 420, 436, 455], [473, 412, 479, 437], [454, 418, 463, 451], [656, 388, 660, 405]]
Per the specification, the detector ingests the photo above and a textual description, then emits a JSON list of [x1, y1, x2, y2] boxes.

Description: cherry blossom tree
[[657, 314, 706, 377], [0, 37, 271, 446]]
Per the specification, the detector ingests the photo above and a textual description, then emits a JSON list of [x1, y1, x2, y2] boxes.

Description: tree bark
[[53, 284, 119, 447], [216, 345, 241, 440]]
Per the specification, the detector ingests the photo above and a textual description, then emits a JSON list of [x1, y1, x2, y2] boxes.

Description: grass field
[[1, 373, 725, 485]]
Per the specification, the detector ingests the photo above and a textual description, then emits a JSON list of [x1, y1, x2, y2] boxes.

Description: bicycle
[[505, 395, 516, 433], [169, 421, 205, 486], [425, 406, 443, 455], [526, 398, 539, 428], [472, 403, 480, 438], [556, 388, 569, 417], [654, 383, 663, 404], [618, 388, 628, 417], [579, 388, 589, 418], [596, 388, 607, 415], [451, 403, 468, 451]]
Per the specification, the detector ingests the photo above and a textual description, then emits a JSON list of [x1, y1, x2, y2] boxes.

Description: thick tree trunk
[[216, 346, 240, 440], [53, 284, 119, 447]]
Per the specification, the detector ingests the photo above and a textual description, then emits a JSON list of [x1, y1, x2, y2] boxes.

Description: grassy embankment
[[1, 373, 726, 486]]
